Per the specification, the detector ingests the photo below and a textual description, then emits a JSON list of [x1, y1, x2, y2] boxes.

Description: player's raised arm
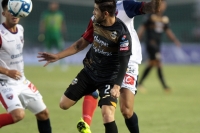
[[37, 37, 90, 66], [142, 0, 161, 14]]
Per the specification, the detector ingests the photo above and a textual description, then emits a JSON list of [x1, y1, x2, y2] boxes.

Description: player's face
[[93, 4, 105, 24], [160, 1, 167, 13], [2, 8, 20, 26]]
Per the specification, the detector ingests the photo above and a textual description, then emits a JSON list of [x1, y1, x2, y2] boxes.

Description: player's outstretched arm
[[38, 37, 90, 66], [142, 0, 161, 14], [165, 29, 181, 47]]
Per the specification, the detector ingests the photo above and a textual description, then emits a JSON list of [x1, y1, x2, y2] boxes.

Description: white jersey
[[0, 24, 25, 82], [116, 0, 144, 64]]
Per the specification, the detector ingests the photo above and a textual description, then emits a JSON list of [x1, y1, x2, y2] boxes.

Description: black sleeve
[[143, 14, 151, 28], [114, 55, 130, 86]]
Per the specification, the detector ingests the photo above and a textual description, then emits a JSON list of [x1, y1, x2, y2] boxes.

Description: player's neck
[[3, 22, 17, 32], [101, 16, 116, 26]]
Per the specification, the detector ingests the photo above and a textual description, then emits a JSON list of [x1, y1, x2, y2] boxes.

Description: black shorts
[[64, 69, 118, 108], [146, 44, 160, 60]]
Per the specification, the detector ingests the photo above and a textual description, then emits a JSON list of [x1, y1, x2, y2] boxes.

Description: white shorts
[[121, 62, 139, 94], [0, 79, 46, 114]]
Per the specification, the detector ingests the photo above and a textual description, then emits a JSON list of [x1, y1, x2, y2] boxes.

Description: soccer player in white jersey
[[0, 0, 52, 132], [76, 0, 162, 133]]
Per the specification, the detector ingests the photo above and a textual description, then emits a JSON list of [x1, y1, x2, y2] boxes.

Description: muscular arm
[[165, 29, 181, 46], [142, 0, 161, 14], [56, 37, 90, 60]]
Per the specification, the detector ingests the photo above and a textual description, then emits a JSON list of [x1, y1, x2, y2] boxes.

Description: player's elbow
[[59, 103, 69, 110]]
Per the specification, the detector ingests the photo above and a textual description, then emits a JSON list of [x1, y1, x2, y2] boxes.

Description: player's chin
[[11, 19, 20, 24]]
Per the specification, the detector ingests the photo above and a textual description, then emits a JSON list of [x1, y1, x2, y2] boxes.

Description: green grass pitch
[[0, 64, 200, 133]]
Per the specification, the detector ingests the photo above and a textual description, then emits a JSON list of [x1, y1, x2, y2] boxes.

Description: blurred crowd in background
[[1, 0, 200, 64]]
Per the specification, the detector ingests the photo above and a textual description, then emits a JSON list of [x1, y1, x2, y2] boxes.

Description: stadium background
[[1, 0, 200, 65], [0, 1, 200, 133]]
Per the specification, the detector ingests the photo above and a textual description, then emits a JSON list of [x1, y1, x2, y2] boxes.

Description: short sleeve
[[82, 19, 94, 43], [118, 34, 132, 56], [123, 1, 145, 18], [163, 16, 170, 31]]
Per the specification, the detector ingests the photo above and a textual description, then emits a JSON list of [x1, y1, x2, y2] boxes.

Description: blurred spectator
[[137, 0, 181, 93], [39, 1, 67, 52], [38, 1, 67, 71]]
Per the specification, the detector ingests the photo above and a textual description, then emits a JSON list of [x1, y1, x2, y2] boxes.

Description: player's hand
[[7, 70, 22, 80], [110, 85, 120, 98], [37, 52, 59, 67], [153, 0, 161, 13]]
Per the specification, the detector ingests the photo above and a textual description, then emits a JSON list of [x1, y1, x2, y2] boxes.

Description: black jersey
[[143, 14, 170, 46], [83, 18, 132, 83]]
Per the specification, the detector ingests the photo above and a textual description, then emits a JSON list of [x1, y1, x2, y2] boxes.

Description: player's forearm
[[166, 29, 180, 46], [56, 37, 89, 59], [142, 0, 161, 14], [0, 66, 8, 75], [137, 25, 145, 40]]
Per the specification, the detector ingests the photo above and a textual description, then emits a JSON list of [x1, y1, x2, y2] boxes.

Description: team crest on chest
[[111, 31, 117, 39], [6, 93, 14, 100]]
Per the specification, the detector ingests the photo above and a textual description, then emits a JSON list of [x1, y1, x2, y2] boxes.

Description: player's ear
[[2, 11, 5, 17], [104, 11, 109, 17]]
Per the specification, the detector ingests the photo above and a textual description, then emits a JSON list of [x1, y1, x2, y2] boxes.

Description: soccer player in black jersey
[[38, 0, 132, 132], [137, 0, 181, 92]]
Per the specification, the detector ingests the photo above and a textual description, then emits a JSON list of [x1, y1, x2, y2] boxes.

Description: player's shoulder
[[0, 24, 6, 35], [17, 24, 24, 32], [115, 18, 129, 33], [162, 15, 170, 24]]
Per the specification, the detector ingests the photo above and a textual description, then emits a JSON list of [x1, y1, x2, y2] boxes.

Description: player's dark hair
[[1, 0, 8, 10], [95, 0, 116, 17]]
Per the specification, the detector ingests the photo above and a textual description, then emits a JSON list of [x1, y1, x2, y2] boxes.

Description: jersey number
[[104, 85, 110, 94]]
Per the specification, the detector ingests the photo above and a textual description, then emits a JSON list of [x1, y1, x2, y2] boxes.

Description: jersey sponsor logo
[[93, 45, 112, 56], [127, 66, 135, 74], [71, 78, 78, 85], [120, 40, 129, 47], [10, 59, 23, 65], [11, 52, 23, 59], [120, 35, 129, 51], [7, 40, 15, 42], [94, 36, 108, 47], [1, 88, 12, 94], [15, 104, 21, 107], [6, 93, 13, 100], [0, 81, 6, 86], [124, 74, 134, 85], [28, 83, 38, 93]]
